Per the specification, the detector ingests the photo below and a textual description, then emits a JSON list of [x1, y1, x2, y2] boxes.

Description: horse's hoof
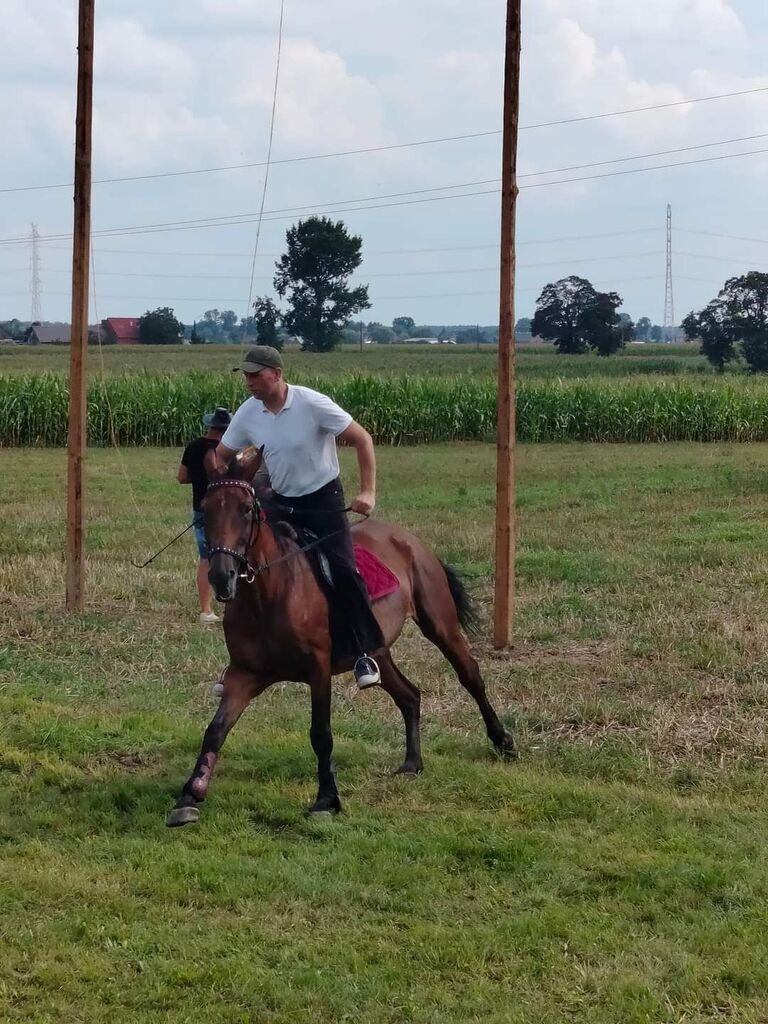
[[308, 796, 342, 817], [494, 732, 519, 760], [394, 761, 423, 776], [166, 805, 200, 827]]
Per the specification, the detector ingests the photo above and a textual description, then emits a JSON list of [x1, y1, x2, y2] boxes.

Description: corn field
[[3, 372, 768, 446]]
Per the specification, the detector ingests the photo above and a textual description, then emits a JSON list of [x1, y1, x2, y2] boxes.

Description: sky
[[2, 0, 768, 329]]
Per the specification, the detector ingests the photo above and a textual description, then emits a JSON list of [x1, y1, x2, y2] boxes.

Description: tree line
[[135, 251, 674, 354], [15, 214, 766, 367], [682, 272, 768, 373]]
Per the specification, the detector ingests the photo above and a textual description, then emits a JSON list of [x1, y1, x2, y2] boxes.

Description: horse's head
[[204, 446, 264, 602]]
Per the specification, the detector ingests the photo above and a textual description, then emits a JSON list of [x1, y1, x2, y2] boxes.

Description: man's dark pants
[[271, 478, 385, 658]]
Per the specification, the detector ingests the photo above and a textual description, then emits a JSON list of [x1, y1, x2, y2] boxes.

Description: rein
[[205, 478, 363, 583], [130, 523, 194, 569]]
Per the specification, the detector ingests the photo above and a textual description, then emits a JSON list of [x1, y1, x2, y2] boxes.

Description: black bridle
[[205, 478, 265, 583], [204, 478, 363, 583]]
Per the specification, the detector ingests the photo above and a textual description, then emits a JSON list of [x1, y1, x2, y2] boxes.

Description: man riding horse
[[212, 345, 384, 689], [166, 349, 516, 824]]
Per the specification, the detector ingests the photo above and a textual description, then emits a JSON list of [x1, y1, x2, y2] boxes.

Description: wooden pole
[[493, 0, 521, 648], [65, 0, 95, 612]]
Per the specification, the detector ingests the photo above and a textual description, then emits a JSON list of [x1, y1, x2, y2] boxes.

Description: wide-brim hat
[[202, 406, 232, 429], [233, 345, 284, 373]]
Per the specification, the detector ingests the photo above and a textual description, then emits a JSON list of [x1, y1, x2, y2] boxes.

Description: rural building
[[25, 323, 72, 344], [101, 317, 141, 345]]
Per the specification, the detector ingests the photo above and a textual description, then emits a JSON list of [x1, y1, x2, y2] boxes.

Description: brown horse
[[166, 449, 516, 826]]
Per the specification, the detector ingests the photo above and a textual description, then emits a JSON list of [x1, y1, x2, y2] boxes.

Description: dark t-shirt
[[181, 437, 218, 510]]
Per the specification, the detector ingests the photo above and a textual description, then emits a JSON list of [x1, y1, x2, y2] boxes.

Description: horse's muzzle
[[208, 555, 238, 603]]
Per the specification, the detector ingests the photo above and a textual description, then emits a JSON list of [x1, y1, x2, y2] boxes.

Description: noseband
[[205, 478, 265, 582]]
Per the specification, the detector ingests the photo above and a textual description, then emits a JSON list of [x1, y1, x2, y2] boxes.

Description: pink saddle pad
[[354, 545, 400, 602]]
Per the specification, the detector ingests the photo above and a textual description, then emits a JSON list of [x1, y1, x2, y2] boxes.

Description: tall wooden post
[[66, 0, 95, 612], [493, 0, 521, 648]]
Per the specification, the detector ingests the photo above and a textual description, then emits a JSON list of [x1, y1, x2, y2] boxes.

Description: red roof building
[[102, 317, 141, 345]]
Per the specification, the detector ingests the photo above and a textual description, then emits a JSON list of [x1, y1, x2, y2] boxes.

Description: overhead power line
[[9, 248, 663, 283], [27, 228, 664, 259], [520, 145, 768, 191], [675, 249, 768, 265], [2, 130, 765, 250], [37, 274, 665, 306], [676, 274, 724, 286], [518, 131, 768, 177], [1, 85, 767, 196], [4, 141, 768, 249], [677, 227, 768, 246]]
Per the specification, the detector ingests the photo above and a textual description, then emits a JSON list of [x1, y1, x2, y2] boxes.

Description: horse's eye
[[241, 506, 252, 519]]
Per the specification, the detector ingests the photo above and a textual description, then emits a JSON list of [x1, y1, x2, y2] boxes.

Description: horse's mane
[[269, 518, 301, 556]]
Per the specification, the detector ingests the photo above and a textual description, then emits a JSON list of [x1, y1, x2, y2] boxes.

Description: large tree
[[220, 310, 239, 335], [392, 315, 415, 336], [684, 272, 768, 373], [681, 307, 736, 373], [635, 316, 652, 341], [138, 307, 183, 345], [252, 296, 282, 348], [531, 276, 624, 355], [367, 322, 395, 344], [274, 217, 370, 352], [720, 272, 768, 373]]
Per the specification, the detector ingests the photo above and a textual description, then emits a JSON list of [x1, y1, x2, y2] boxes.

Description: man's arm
[[177, 463, 190, 484], [337, 421, 376, 514]]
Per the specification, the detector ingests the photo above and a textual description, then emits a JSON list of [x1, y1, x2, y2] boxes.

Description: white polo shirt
[[221, 385, 353, 497]]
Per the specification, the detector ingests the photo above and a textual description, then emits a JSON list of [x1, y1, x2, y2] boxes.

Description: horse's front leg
[[308, 666, 342, 816], [166, 666, 261, 827]]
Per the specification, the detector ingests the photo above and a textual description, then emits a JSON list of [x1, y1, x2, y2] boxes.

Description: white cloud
[[92, 92, 235, 169], [95, 19, 196, 90], [527, 18, 686, 142], [1, 0, 74, 74], [231, 38, 390, 153], [2, 0, 767, 327], [539, 0, 744, 44]]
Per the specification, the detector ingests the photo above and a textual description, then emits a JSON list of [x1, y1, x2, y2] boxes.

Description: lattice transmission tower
[[663, 204, 674, 342], [30, 223, 42, 322]]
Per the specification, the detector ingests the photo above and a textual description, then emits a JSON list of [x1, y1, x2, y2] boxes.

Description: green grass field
[[0, 341, 711, 379], [3, 443, 768, 1022]]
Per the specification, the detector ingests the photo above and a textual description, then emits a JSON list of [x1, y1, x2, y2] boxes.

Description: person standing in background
[[178, 407, 232, 624]]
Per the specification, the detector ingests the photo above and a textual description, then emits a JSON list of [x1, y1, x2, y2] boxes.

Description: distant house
[[101, 317, 141, 345], [25, 323, 72, 344], [23, 323, 110, 345]]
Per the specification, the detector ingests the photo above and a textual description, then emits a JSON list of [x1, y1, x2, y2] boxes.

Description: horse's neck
[[247, 523, 306, 603]]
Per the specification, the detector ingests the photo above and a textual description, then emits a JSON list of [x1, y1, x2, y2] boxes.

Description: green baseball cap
[[234, 346, 284, 373]]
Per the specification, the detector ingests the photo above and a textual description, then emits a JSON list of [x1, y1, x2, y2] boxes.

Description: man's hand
[[350, 490, 376, 515]]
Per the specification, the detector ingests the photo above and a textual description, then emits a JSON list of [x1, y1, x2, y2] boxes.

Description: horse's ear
[[227, 445, 264, 482]]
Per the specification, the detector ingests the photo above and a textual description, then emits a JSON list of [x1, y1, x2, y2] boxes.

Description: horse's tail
[[440, 561, 481, 637]]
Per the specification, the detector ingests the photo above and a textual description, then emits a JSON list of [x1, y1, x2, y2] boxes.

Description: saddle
[[273, 521, 400, 663], [273, 522, 399, 602]]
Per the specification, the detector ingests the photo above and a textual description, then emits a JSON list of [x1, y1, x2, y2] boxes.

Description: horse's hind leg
[[415, 592, 517, 759], [378, 652, 423, 775], [166, 666, 261, 827]]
